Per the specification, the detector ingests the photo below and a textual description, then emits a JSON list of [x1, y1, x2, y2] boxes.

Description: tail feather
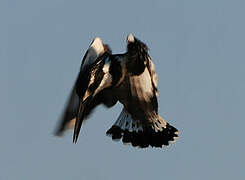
[[106, 109, 178, 148]]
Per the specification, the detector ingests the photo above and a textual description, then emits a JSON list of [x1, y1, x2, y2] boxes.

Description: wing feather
[[119, 36, 159, 126], [128, 56, 158, 117], [73, 53, 118, 143], [55, 38, 115, 136]]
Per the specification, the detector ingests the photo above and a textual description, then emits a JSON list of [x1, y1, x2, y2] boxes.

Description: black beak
[[73, 96, 93, 143]]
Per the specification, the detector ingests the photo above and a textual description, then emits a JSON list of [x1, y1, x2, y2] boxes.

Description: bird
[[55, 34, 179, 148]]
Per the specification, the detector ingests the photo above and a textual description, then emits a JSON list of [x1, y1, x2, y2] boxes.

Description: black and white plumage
[[55, 34, 179, 148], [55, 38, 120, 137]]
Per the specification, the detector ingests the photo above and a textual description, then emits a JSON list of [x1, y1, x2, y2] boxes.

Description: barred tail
[[106, 109, 179, 148]]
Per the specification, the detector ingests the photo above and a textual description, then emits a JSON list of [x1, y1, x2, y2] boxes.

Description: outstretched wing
[[55, 38, 114, 136], [73, 53, 122, 143]]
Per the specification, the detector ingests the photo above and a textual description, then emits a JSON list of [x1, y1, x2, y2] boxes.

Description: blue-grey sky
[[1, 0, 245, 179]]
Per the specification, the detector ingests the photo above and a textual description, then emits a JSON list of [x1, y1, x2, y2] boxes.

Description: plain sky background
[[1, 0, 245, 179]]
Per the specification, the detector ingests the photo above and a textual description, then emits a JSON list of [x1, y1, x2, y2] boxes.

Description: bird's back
[[114, 62, 158, 125]]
